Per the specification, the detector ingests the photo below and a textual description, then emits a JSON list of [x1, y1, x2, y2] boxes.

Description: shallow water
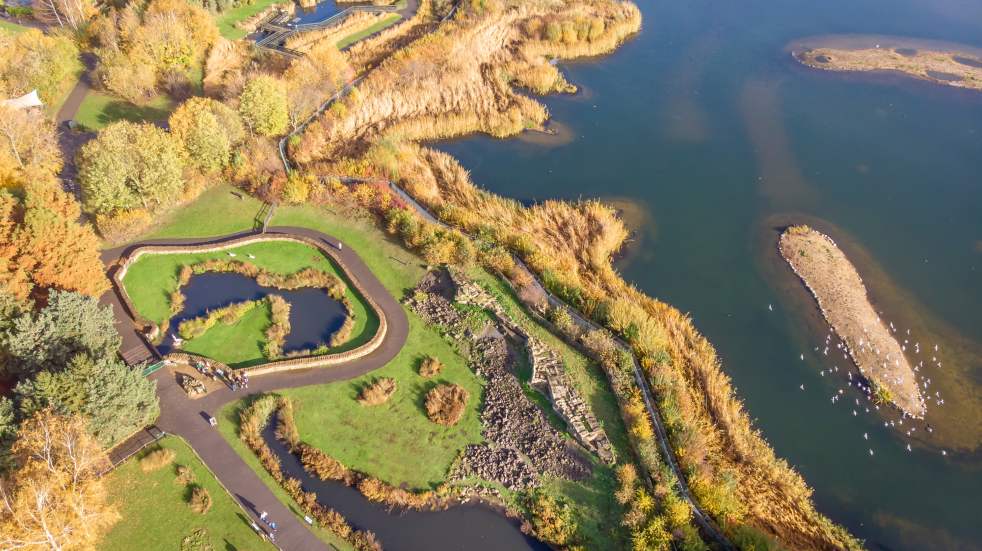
[[262, 424, 548, 550], [293, 0, 346, 25], [158, 272, 347, 356], [437, 0, 982, 547]]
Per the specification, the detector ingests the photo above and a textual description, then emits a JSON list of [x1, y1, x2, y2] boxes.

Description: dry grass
[[418, 355, 443, 377], [188, 486, 213, 514], [424, 383, 468, 426], [357, 377, 398, 405], [140, 448, 176, 472]]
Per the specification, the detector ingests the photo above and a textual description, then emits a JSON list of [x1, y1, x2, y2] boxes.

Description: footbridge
[[255, 3, 402, 58]]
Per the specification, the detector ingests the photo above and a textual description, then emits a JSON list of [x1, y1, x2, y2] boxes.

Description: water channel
[[157, 272, 348, 356], [262, 424, 549, 551], [437, 0, 982, 548]]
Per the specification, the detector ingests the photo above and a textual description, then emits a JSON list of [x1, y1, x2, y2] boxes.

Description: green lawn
[[183, 304, 272, 368], [336, 14, 402, 49], [101, 436, 273, 551], [0, 19, 28, 34], [215, 0, 283, 40], [74, 90, 174, 131], [265, 311, 484, 488], [122, 239, 377, 366]]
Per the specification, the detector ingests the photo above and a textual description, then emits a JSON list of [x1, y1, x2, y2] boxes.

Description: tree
[[239, 75, 289, 137], [0, 105, 62, 190], [284, 42, 351, 128], [169, 98, 244, 172], [0, 193, 32, 303], [1, 290, 121, 376], [0, 410, 118, 551], [0, 29, 81, 105], [31, 0, 97, 32], [17, 184, 109, 296], [16, 354, 159, 447], [77, 121, 185, 214]]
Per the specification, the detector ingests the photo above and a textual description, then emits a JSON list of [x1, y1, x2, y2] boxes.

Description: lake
[[438, 0, 982, 548]]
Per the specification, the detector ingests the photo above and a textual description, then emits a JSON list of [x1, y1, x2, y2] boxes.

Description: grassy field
[[74, 90, 174, 131], [270, 311, 484, 488], [215, 0, 283, 40], [101, 436, 273, 551], [122, 239, 377, 366], [183, 304, 272, 367], [0, 19, 28, 34], [337, 14, 402, 49]]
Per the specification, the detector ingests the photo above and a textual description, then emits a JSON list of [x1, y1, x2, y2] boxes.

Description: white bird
[[227, 252, 237, 257], [906, 444, 912, 452], [853, 410, 858, 416], [869, 448, 874, 456], [941, 450, 947, 456], [768, 304, 773, 311], [863, 432, 868, 440], [799, 384, 805, 391], [248, 254, 256, 259], [800, 354, 804, 361]]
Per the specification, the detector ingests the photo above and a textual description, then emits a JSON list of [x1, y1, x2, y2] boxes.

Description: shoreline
[[779, 225, 925, 417]]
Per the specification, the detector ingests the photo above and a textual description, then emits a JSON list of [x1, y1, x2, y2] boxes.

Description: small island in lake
[[791, 35, 982, 91], [779, 225, 926, 417]]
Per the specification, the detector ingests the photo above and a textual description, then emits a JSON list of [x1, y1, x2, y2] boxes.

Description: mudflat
[[779, 225, 925, 417], [794, 45, 982, 91]]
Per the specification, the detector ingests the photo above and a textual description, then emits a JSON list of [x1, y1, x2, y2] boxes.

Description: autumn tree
[[0, 29, 81, 104], [77, 121, 185, 214], [0, 410, 118, 551], [31, 0, 97, 32], [0, 105, 62, 189], [89, 0, 218, 102], [16, 354, 159, 447], [1, 290, 120, 377], [239, 75, 289, 137], [169, 97, 244, 172], [283, 42, 352, 128], [0, 193, 32, 302]]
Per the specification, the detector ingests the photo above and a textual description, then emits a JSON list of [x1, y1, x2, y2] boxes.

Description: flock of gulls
[[767, 304, 950, 459]]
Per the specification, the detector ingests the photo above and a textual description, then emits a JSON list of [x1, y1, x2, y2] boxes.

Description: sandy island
[[779, 225, 925, 417], [790, 35, 982, 91]]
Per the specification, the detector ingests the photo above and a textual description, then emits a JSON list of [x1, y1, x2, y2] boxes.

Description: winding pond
[[157, 272, 348, 356], [262, 424, 548, 551], [437, 0, 982, 548]]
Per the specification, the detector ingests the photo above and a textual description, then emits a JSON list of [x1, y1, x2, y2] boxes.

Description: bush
[[418, 356, 443, 378], [188, 485, 212, 514], [263, 295, 291, 359], [175, 464, 196, 485], [239, 75, 289, 137], [357, 378, 396, 406], [298, 443, 349, 481], [424, 383, 468, 426], [140, 447, 176, 472]]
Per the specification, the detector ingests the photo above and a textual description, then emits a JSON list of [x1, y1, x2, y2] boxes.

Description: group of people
[[191, 360, 250, 391], [258, 510, 279, 542]]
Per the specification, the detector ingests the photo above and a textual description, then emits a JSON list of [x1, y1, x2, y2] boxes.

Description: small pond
[[262, 424, 549, 550], [157, 272, 348, 356], [292, 0, 348, 25]]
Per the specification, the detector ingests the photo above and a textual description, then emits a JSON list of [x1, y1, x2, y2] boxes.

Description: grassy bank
[[182, 303, 272, 367], [337, 14, 402, 49], [215, 0, 283, 39], [101, 436, 273, 551], [75, 90, 174, 131]]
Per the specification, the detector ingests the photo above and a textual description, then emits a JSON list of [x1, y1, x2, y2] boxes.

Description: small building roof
[[2, 89, 43, 110]]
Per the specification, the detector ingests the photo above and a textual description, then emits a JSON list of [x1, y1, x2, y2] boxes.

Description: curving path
[[102, 227, 409, 550]]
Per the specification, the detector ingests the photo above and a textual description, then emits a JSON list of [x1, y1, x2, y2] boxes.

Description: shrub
[[175, 464, 196, 485], [178, 299, 260, 340], [424, 383, 468, 426], [140, 447, 176, 472], [418, 356, 443, 378], [188, 485, 212, 514], [283, 171, 313, 204], [263, 295, 291, 359], [298, 443, 349, 481], [357, 378, 396, 406], [526, 492, 578, 546], [239, 75, 289, 137]]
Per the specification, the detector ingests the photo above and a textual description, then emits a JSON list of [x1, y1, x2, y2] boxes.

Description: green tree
[[0, 290, 120, 376], [77, 121, 185, 214], [16, 354, 159, 447], [238, 75, 289, 137], [169, 97, 244, 172]]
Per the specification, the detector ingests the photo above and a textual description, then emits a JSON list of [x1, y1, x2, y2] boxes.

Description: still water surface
[[439, 0, 982, 548]]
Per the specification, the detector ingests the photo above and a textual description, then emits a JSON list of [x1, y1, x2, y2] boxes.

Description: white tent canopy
[[2, 89, 43, 110]]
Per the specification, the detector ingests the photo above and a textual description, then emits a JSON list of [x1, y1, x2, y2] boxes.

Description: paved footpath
[[103, 227, 410, 550]]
